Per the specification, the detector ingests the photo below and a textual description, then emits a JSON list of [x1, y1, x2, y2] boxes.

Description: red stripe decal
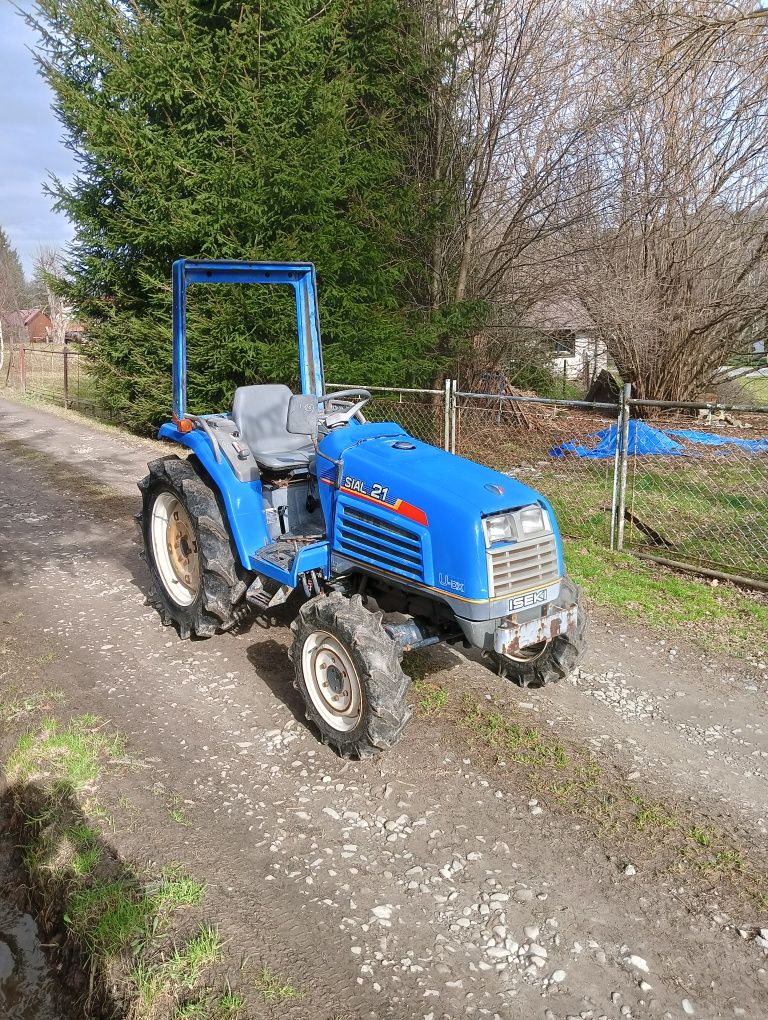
[[321, 479, 429, 527], [395, 500, 429, 527]]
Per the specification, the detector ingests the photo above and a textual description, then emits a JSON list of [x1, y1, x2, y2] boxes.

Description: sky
[[0, 3, 76, 276]]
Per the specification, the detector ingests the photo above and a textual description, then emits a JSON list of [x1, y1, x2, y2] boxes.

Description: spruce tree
[[0, 227, 28, 310], [29, 0, 446, 430]]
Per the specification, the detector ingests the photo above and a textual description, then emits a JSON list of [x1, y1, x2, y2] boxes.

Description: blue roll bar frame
[[171, 259, 325, 422]]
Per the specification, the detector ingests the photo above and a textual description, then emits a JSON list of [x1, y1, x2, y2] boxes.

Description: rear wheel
[[139, 455, 248, 638], [290, 592, 411, 758], [491, 578, 587, 689]]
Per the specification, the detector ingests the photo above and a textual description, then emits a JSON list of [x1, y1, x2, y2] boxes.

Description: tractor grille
[[487, 533, 560, 598], [336, 503, 424, 582]]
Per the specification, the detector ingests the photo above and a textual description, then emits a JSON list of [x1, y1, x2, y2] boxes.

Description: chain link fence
[[327, 383, 448, 449], [621, 400, 768, 583]]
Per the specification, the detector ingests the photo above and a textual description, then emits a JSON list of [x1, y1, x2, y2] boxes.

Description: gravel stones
[[624, 954, 650, 974]]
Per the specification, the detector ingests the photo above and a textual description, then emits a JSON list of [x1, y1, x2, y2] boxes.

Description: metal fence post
[[450, 379, 457, 454], [609, 396, 621, 551], [63, 347, 70, 408], [615, 383, 632, 551], [443, 377, 451, 451]]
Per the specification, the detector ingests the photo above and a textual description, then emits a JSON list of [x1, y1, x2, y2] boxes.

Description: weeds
[[214, 991, 245, 1019], [65, 878, 158, 957], [253, 964, 303, 1003], [152, 868, 206, 909], [168, 927, 223, 987], [130, 959, 166, 1014], [7, 716, 123, 789], [0, 689, 63, 724], [413, 680, 449, 715], [688, 826, 713, 848]]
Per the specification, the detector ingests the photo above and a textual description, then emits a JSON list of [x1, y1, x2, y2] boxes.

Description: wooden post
[[20, 345, 26, 392], [63, 347, 69, 408]]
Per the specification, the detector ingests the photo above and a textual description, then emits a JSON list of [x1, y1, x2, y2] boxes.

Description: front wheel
[[491, 578, 587, 689], [289, 592, 411, 758]]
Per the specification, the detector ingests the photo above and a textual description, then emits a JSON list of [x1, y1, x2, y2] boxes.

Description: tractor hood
[[316, 423, 564, 606]]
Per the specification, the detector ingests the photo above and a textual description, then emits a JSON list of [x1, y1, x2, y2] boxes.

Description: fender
[[158, 423, 270, 567]]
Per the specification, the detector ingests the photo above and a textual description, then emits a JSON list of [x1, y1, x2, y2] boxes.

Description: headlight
[[518, 504, 551, 536], [483, 505, 551, 546], [483, 513, 517, 545]]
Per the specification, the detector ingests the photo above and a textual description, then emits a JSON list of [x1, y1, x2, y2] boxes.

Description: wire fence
[[4, 356, 768, 585], [621, 400, 768, 583], [327, 383, 448, 450], [3, 344, 114, 421]]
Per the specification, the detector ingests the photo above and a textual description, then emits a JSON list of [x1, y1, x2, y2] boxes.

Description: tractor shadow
[[244, 637, 310, 729]]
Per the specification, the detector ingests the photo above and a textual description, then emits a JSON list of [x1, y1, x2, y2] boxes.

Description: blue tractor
[[139, 260, 586, 758]]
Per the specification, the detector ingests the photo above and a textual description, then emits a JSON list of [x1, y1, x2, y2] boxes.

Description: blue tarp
[[550, 420, 768, 459], [667, 430, 768, 453]]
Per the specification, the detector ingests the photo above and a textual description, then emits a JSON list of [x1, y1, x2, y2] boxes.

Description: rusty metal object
[[495, 604, 578, 658], [166, 502, 200, 593]]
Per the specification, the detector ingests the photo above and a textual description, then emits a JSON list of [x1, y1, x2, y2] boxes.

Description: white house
[[523, 298, 608, 383]]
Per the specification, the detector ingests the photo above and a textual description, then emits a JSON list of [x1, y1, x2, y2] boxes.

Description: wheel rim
[[150, 491, 200, 607], [301, 630, 363, 733], [505, 639, 550, 663]]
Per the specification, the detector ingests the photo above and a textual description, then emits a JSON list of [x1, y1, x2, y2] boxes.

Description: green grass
[[170, 990, 245, 1020], [168, 927, 223, 987], [253, 964, 303, 1003], [152, 868, 206, 909], [65, 878, 159, 957], [0, 689, 63, 724], [71, 846, 102, 877], [166, 794, 191, 827], [212, 992, 245, 1019], [462, 698, 571, 769], [130, 959, 167, 1014], [7, 716, 124, 789], [174, 1001, 209, 1018], [412, 680, 449, 715], [453, 692, 767, 909], [565, 542, 768, 657]]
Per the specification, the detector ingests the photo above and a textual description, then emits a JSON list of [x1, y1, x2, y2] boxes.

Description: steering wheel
[[316, 388, 371, 428]]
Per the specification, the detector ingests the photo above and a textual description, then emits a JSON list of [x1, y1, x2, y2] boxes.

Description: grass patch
[[152, 868, 206, 909], [166, 794, 191, 827], [412, 680, 449, 716], [168, 927, 223, 987], [214, 991, 246, 1019], [0, 689, 63, 724], [253, 964, 303, 1003], [4, 710, 243, 1019], [65, 878, 159, 957], [7, 715, 123, 789], [454, 693, 768, 911], [565, 542, 768, 657]]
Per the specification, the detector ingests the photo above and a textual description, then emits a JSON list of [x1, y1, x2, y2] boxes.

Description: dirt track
[[1, 395, 767, 1020]]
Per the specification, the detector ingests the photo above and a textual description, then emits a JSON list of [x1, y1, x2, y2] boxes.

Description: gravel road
[[1, 396, 766, 1020]]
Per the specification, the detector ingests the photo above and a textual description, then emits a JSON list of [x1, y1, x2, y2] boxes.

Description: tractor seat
[[232, 384, 314, 471]]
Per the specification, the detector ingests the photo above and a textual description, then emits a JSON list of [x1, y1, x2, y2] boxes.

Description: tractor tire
[[139, 455, 249, 639], [289, 592, 412, 759], [490, 577, 587, 689]]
